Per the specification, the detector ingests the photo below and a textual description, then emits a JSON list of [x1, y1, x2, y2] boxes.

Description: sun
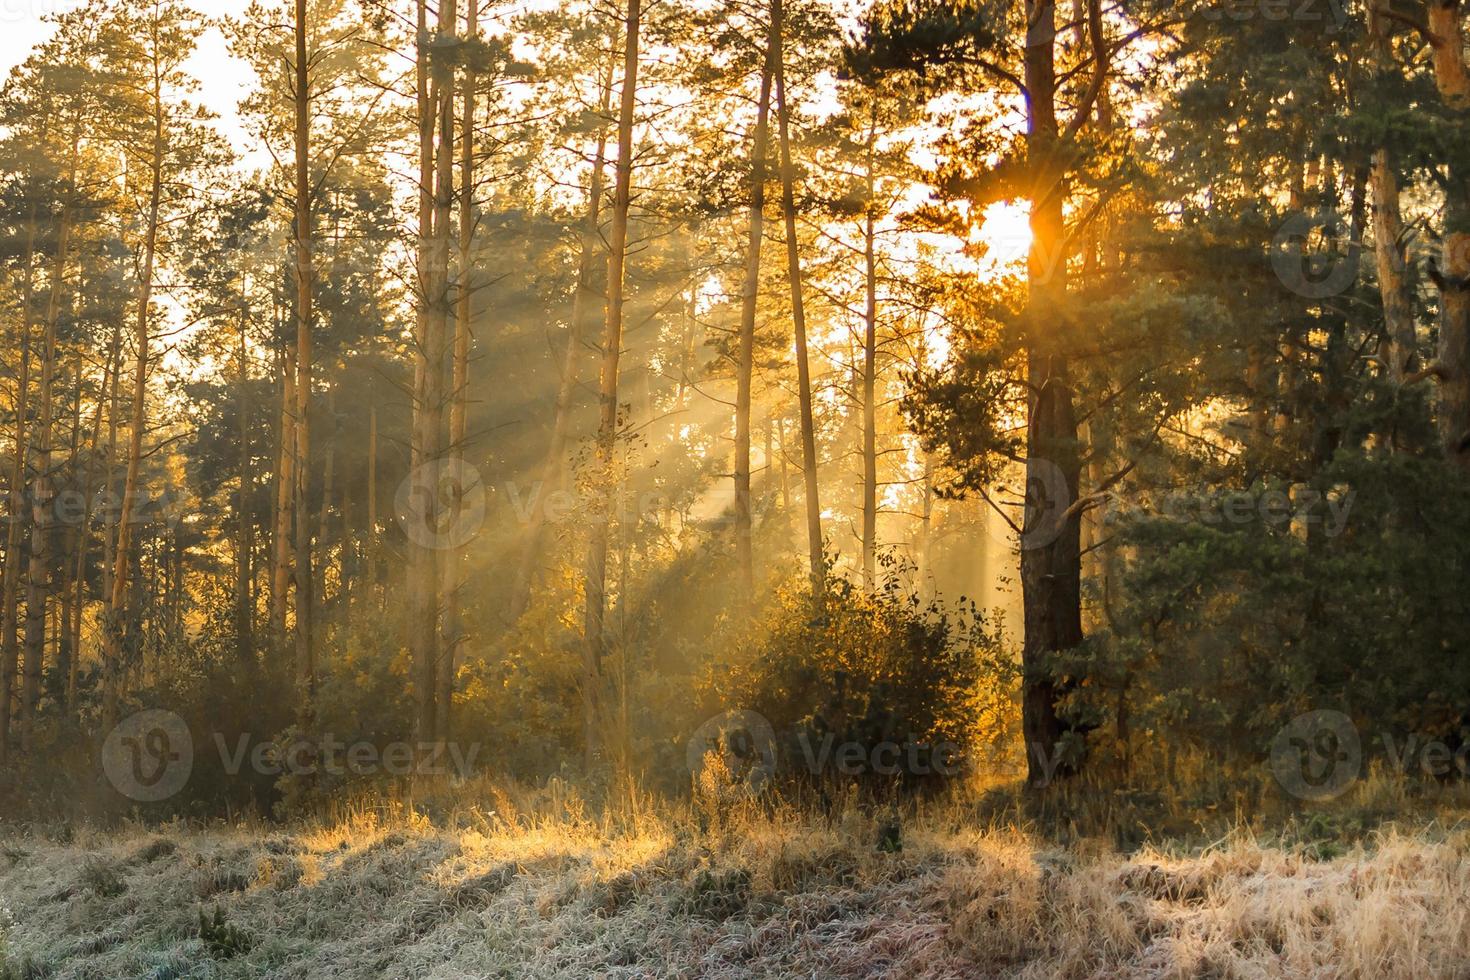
[[973, 201, 1033, 273]]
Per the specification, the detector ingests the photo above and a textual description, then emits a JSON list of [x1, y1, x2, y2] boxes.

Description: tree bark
[[1427, 1, 1470, 469], [236, 297, 254, 665], [103, 78, 165, 726], [772, 0, 825, 599], [23, 196, 72, 747], [583, 0, 640, 770], [440, 0, 479, 746], [733, 17, 776, 595], [271, 341, 295, 640], [860, 111, 879, 591], [1019, 0, 1086, 786], [0, 211, 35, 763], [292, 0, 316, 733]]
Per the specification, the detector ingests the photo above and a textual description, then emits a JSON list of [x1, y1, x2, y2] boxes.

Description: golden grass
[[2, 783, 1469, 978]]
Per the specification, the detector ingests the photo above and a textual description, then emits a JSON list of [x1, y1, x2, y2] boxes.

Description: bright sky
[[0, 0, 258, 153]]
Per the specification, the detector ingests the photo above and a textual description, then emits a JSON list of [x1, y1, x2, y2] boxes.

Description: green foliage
[[197, 906, 252, 961], [703, 562, 1013, 783]]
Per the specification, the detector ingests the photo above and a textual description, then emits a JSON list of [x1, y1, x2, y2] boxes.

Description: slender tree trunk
[[508, 45, 616, 624], [583, 0, 640, 770], [364, 404, 377, 606], [23, 198, 71, 747], [439, 0, 479, 746], [408, 0, 458, 751], [292, 0, 316, 734], [860, 115, 879, 590], [103, 103, 165, 728], [733, 21, 776, 594], [271, 342, 295, 640], [0, 211, 35, 763], [772, 0, 824, 599], [236, 299, 254, 665], [70, 349, 109, 712]]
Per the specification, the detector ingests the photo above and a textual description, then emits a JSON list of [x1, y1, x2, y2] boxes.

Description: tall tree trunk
[[1367, 8, 1416, 384], [236, 299, 254, 666], [292, 0, 316, 733], [508, 43, 616, 624], [364, 403, 377, 607], [70, 347, 109, 712], [0, 210, 35, 763], [772, 0, 824, 599], [408, 0, 458, 751], [860, 111, 879, 590], [583, 0, 640, 770], [271, 342, 295, 640], [103, 97, 165, 728], [1019, 0, 1086, 787], [1427, 1, 1470, 469], [440, 0, 479, 746], [733, 20, 776, 594], [24, 197, 72, 747]]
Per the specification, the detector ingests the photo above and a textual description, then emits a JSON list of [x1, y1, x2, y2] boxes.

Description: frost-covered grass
[[3, 786, 1470, 979]]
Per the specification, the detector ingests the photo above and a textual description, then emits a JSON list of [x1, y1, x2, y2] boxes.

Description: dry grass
[[2, 785, 1470, 979]]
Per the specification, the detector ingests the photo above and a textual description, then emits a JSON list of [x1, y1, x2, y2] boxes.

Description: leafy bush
[[702, 562, 1013, 787]]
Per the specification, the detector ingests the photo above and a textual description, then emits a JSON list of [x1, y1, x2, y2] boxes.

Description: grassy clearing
[[3, 784, 1470, 979]]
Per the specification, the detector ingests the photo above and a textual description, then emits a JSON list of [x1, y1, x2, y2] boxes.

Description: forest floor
[[3, 787, 1470, 979]]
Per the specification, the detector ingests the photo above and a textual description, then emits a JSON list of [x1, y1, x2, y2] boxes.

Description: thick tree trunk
[[772, 0, 824, 599], [583, 0, 640, 770], [1019, 0, 1086, 786], [733, 19, 776, 594], [1367, 8, 1417, 384], [1427, 2, 1470, 469]]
